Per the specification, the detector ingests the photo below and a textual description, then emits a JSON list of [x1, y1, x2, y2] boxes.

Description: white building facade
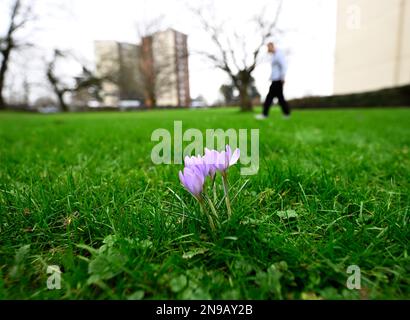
[[334, 0, 410, 94]]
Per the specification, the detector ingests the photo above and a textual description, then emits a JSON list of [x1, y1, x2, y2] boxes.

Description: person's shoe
[[283, 114, 291, 120], [255, 114, 267, 120]]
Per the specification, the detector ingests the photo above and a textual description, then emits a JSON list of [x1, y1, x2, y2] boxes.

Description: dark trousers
[[263, 80, 290, 116]]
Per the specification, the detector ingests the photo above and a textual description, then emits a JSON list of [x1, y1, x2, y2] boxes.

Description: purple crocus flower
[[225, 145, 240, 168], [184, 155, 209, 178], [178, 166, 205, 198], [214, 145, 240, 173], [204, 145, 240, 175], [203, 148, 219, 178]]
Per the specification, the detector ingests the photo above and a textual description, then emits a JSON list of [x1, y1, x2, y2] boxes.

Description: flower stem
[[211, 175, 217, 203], [203, 189, 219, 221], [199, 198, 216, 231], [222, 173, 232, 218], [208, 198, 219, 221]]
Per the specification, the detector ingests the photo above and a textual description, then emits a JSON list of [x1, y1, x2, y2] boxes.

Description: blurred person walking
[[256, 42, 291, 120]]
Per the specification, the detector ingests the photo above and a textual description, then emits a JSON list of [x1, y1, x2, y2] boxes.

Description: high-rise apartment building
[[148, 29, 190, 107], [95, 28, 190, 107], [94, 41, 143, 107], [334, 0, 410, 94]]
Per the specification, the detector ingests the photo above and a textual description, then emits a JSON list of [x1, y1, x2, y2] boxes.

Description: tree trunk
[[0, 0, 27, 110], [47, 61, 70, 112], [239, 85, 253, 112], [144, 90, 156, 108], [0, 92, 5, 109], [56, 91, 69, 112], [0, 48, 11, 109]]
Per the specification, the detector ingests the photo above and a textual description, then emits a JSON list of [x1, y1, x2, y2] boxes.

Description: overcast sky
[[1, 0, 337, 103]]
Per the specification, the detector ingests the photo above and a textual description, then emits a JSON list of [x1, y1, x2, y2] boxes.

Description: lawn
[[0, 107, 409, 299]]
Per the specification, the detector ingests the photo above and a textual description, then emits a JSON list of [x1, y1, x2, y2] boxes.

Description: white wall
[[334, 0, 410, 94]]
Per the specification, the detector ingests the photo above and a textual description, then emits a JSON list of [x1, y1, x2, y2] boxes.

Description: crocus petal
[[225, 144, 232, 163], [192, 173, 203, 195], [204, 148, 214, 165], [208, 164, 217, 178], [229, 148, 240, 166], [179, 166, 205, 197], [204, 148, 218, 177], [184, 156, 193, 167], [181, 168, 194, 192], [197, 156, 209, 177], [179, 170, 186, 186], [192, 165, 205, 184], [216, 150, 228, 171], [185, 154, 209, 178]]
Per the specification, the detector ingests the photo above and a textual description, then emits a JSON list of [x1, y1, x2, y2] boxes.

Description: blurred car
[[190, 97, 208, 108], [87, 100, 101, 108], [38, 105, 59, 114], [118, 100, 142, 110]]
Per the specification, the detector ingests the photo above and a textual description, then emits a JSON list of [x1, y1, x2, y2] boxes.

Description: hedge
[[289, 84, 410, 109]]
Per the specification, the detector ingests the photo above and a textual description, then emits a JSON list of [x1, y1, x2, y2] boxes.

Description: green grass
[[0, 107, 409, 300]]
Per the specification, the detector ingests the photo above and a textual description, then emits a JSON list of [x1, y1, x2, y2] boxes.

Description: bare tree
[[73, 65, 104, 105], [192, 1, 283, 111], [0, 0, 35, 109], [46, 49, 103, 111], [45, 50, 72, 111]]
